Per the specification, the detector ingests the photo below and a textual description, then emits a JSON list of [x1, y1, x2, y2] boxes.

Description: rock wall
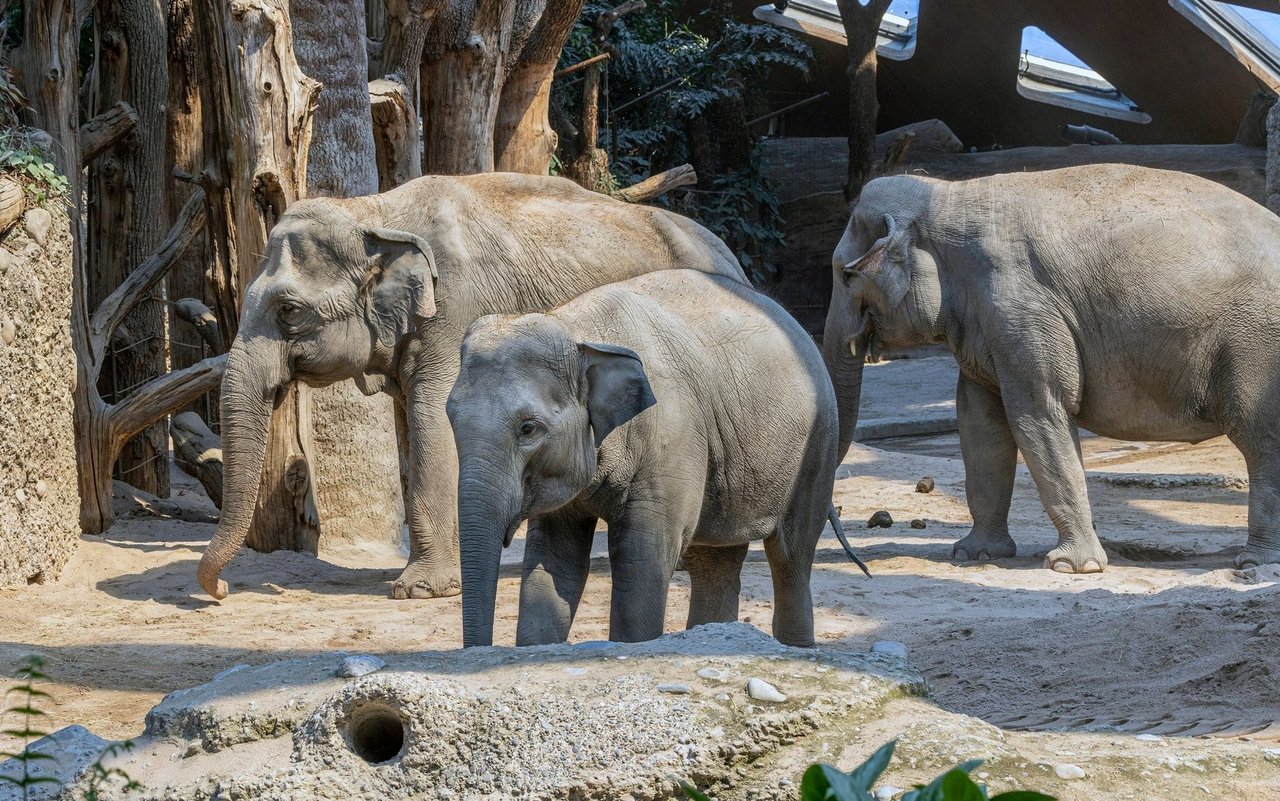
[[0, 206, 78, 587]]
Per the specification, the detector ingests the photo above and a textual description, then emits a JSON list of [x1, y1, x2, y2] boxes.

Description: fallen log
[[615, 164, 696, 203], [172, 411, 223, 507]]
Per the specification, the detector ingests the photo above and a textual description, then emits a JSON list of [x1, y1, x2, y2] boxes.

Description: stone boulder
[[0, 205, 78, 587], [47, 624, 925, 800]]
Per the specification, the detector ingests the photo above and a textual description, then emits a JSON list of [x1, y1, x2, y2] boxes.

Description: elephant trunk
[[457, 455, 521, 647], [823, 303, 868, 465], [196, 338, 287, 599]]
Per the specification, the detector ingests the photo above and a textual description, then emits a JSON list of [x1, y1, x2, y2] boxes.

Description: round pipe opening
[[346, 703, 406, 764]]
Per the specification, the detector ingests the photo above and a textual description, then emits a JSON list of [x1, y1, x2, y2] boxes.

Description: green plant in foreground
[[1, 655, 142, 800], [0, 655, 60, 800], [681, 740, 1055, 801]]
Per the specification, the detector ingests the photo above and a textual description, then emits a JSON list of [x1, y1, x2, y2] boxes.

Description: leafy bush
[[0, 129, 70, 207], [556, 1, 812, 283], [681, 739, 1055, 801]]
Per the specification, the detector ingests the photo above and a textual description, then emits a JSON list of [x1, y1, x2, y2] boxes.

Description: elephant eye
[[517, 420, 543, 440]]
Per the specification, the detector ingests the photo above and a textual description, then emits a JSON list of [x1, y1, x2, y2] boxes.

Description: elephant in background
[[824, 164, 1280, 573], [446, 269, 842, 648], [197, 173, 746, 602]]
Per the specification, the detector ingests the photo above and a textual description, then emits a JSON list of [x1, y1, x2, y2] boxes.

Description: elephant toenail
[[1051, 560, 1075, 573], [1082, 560, 1103, 572], [953, 548, 970, 561], [978, 551, 991, 561]]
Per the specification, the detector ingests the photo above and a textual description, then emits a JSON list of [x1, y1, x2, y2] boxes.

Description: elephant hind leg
[[1229, 430, 1280, 568], [684, 542, 749, 629], [763, 525, 818, 648]]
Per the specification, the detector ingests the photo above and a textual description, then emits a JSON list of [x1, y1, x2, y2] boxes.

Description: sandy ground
[[2, 357, 1279, 798]]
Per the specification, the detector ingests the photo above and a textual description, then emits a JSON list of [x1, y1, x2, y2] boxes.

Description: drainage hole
[[347, 704, 406, 764]]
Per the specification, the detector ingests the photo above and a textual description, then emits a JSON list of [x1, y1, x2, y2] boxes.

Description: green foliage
[[0, 129, 70, 207], [1, 655, 143, 801], [681, 739, 1055, 801], [556, 2, 812, 283], [1, 655, 60, 800]]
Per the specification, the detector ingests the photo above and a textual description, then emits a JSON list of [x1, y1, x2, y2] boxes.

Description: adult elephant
[[197, 172, 746, 601], [823, 164, 1280, 574]]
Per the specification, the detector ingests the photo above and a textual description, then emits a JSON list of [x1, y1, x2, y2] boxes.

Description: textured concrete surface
[[0, 206, 78, 587], [43, 623, 924, 800]]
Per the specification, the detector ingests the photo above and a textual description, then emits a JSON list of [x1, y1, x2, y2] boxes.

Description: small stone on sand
[[336, 654, 385, 678], [868, 511, 893, 528], [657, 683, 691, 694], [746, 678, 786, 703], [872, 641, 908, 659], [916, 476, 935, 493], [910, 519, 926, 529], [1054, 763, 1085, 780]]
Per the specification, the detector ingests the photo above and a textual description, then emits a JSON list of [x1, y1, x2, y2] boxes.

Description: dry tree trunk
[[172, 411, 223, 506], [166, 0, 216, 420], [370, 0, 446, 188], [291, 0, 405, 552], [493, 0, 586, 174], [195, 0, 322, 554], [421, 0, 517, 174], [835, 0, 891, 201], [86, 0, 172, 497], [566, 1, 643, 192]]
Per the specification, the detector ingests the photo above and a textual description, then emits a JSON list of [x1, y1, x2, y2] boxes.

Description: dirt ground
[[3, 359, 1280, 799]]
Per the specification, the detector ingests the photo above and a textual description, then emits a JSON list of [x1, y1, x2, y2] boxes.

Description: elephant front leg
[[392, 385, 462, 600], [606, 513, 683, 643], [953, 375, 1018, 562], [1003, 386, 1107, 573], [517, 515, 597, 645], [684, 542, 749, 628]]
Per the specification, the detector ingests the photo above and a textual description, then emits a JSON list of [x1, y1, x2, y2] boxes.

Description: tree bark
[[370, 77, 419, 190], [422, 0, 516, 174], [195, 0, 322, 553], [493, 0, 586, 174], [166, 0, 217, 423], [835, 0, 890, 201], [290, 0, 405, 552], [80, 100, 139, 164], [86, 0, 172, 496]]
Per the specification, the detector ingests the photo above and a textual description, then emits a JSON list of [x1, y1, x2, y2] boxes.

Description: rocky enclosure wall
[[0, 206, 78, 587]]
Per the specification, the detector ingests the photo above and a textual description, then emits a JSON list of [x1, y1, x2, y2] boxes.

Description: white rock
[[697, 667, 727, 681], [657, 683, 691, 694], [14, 488, 27, 506], [1135, 734, 1163, 742], [875, 786, 904, 800], [33, 480, 47, 499], [872, 641, 908, 659], [23, 208, 51, 246], [336, 654, 385, 678], [746, 678, 786, 703], [563, 667, 587, 676], [715, 693, 730, 702], [1054, 763, 1085, 780], [0, 316, 14, 346]]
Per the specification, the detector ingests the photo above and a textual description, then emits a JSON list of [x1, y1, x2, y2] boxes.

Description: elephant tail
[[829, 505, 871, 577]]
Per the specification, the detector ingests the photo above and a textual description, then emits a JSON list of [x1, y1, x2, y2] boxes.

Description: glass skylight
[[1016, 27, 1151, 124], [1172, 0, 1280, 89], [752, 1, 919, 60]]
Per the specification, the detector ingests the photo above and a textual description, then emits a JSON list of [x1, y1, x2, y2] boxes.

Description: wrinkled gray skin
[[197, 173, 745, 601], [447, 270, 839, 647], [825, 164, 1280, 573]]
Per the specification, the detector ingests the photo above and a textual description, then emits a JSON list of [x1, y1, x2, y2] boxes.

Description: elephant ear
[[362, 227, 440, 348], [578, 342, 657, 448], [841, 214, 911, 307]]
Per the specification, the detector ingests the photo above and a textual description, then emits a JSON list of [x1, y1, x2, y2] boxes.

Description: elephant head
[[444, 314, 655, 646], [197, 200, 438, 600], [824, 177, 943, 460]]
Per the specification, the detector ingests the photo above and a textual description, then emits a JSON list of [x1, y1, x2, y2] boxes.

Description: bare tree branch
[[616, 164, 696, 203], [88, 188, 206, 364], [81, 100, 139, 165], [173, 297, 223, 354], [107, 354, 227, 445]]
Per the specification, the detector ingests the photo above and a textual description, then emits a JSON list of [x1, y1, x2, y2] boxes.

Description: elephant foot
[[951, 530, 1016, 562], [391, 562, 461, 600], [1044, 540, 1107, 574], [1234, 545, 1280, 569]]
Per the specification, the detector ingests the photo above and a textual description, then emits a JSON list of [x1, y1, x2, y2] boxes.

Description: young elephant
[[447, 270, 841, 647], [824, 164, 1280, 573]]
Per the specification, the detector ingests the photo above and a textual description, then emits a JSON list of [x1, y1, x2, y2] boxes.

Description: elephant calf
[[824, 164, 1280, 573], [446, 270, 841, 647]]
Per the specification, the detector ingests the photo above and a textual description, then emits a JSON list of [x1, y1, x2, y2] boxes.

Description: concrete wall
[[0, 205, 78, 587]]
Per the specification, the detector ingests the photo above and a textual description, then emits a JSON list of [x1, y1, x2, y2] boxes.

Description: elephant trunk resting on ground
[[824, 164, 1280, 573], [198, 172, 746, 602], [446, 270, 844, 648]]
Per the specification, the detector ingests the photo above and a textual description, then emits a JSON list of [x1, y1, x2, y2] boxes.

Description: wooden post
[[835, 0, 891, 200]]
